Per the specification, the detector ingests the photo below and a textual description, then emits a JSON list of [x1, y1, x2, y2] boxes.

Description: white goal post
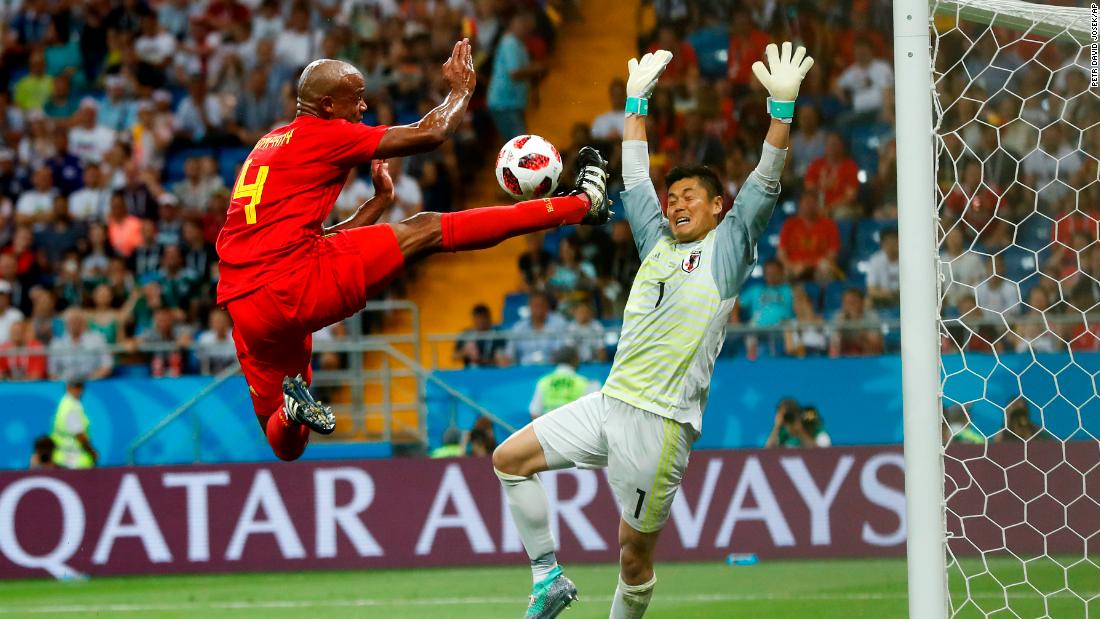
[[897, 0, 1098, 618]]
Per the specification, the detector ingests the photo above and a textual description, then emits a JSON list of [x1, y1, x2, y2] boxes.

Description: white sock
[[609, 574, 656, 619], [495, 468, 557, 583]]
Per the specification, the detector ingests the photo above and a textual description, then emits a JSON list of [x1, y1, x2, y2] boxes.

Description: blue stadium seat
[[163, 147, 215, 185], [823, 280, 848, 314], [687, 25, 732, 79], [501, 292, 529, 327], [835, 218, 858, 263], [802, 281, 823, 312], [541, 226, 573, 257], [218, 147, 252, 186], [112, 364, 151, 379]]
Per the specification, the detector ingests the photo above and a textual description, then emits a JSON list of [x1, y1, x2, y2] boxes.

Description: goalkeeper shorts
[[531, 392, 694, 533]]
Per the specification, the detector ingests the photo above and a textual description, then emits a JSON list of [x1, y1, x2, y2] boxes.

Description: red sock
[[441, 194, 590, 251], [265, 406, 310, 461]]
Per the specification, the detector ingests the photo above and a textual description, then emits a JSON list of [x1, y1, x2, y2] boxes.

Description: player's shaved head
[[296, 59, 367, 123]]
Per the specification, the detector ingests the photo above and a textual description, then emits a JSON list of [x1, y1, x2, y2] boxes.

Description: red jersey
[[779, 214, 840, 265], [216, 116, 389, 303]]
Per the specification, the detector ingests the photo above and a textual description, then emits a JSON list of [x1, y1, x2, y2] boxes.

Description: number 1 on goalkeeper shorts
[[233, 159, 270, 224]]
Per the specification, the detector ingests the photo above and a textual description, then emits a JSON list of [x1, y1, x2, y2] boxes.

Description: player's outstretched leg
[[437, 146, 610, 253], [282, 374, 336, 435], [493, 427, 579, 619]]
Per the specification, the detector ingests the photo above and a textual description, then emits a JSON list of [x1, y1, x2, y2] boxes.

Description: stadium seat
[[218, 147, 252, 186], [501, 292, 529, 327], [687, 25, 733, 79], [163, 147, 215, 184], [112, 364, 151, 379]]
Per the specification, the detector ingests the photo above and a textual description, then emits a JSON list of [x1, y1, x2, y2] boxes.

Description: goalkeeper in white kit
[[492, 42, 814, 619]]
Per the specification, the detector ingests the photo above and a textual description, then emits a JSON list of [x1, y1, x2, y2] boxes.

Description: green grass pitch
[[0, 557, 1092, 618]]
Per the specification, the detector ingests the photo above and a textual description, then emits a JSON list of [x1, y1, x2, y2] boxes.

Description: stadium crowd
[[0, 0, 1096, 381], [456, 0, 1098, 368], [0, 0, 569, 379]]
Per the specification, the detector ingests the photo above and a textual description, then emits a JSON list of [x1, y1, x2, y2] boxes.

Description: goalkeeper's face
[[666, 177, 722, 243]]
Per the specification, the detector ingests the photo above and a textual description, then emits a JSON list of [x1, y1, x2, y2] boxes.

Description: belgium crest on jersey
[[682, 248, 702, 273]]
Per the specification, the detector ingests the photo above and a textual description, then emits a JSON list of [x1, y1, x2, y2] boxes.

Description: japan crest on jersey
[[682, 249, 702, 273]]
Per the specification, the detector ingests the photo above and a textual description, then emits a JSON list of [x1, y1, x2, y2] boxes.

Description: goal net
[[931, 0, 1099, 616]]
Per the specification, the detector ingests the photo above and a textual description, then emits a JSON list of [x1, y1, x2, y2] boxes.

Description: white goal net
[[931, 0, 1099, 616]]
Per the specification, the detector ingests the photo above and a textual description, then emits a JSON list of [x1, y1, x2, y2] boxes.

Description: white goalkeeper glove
[[751, 42, 814, 123], [625, 50, 673, 116]]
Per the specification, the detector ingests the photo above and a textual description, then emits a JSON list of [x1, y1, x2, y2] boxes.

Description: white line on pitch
[[3, 590, 1098, 614]]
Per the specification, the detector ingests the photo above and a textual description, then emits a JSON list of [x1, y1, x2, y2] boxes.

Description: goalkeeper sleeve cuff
[[622, 140, 650, 191]]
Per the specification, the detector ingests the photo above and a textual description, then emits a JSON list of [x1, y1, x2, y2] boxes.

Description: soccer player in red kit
[[217, 40, 610, 461]]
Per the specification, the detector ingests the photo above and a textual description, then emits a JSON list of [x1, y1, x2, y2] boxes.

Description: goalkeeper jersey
[[601, 169, 779, 435]]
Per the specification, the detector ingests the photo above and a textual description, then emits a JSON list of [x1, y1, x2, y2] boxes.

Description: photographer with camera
[[765, 398, 832, 448]]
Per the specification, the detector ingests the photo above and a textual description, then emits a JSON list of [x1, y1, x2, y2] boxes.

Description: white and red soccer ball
[[495, 134, 563, 200]]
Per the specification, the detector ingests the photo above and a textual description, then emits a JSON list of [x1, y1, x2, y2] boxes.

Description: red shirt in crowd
[[804, 156, 860, 212], [0, 338, 46, 380], [216, 115, 389, 304], [944, 182, 1003, 232], [727, 29, 770, 87], [779, 214, 840, 266], [646, 41, 698, 82], [1052, 211, 1097, 246]]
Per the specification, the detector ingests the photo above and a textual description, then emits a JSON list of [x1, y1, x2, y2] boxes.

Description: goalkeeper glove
[[625, 50, 673, 116], [751, 42, 815, 123]]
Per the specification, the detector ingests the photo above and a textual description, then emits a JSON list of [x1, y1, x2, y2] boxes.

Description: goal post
[[899, 0, 1099, 617], [895, 0, 950, 617]]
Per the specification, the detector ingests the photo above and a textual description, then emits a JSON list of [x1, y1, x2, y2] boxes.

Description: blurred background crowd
[[0, 0, 1096, 384]]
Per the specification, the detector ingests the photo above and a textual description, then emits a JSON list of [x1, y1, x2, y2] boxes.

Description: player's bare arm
[[324, 159, 394, 233], [373, 39, 476, 159]]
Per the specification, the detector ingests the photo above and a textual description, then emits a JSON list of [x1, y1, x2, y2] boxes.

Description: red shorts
[[226, 225, 404, 423]]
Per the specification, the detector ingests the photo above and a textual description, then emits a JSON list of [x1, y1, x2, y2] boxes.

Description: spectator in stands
[[69, 164, 110, 222], [528, 346, 600, 419], [866, 228, 901, 308], [14, 166, 56, 227], [0, 280, 25, 343], [174, 76, 224, 145], [87, 284, 126, 346], [591, 79, 627, 141], [940, 228, 988, 310], [778, 192, 840, 282], [99, 75, 136, 132], [994, 398, 1047, 443], [800, 405, 832, 447], [488, 11, 542, 142], [106, 191, 143, 257], [13, 48, 51, 112], [454, 304, 506, 368], [944, 404, 985, 445], [153, 245, 197, 309], [67, 99, 115, 164], [29, 435, 57, 469], [37, 196, 82, 265], [45, 128, 82, 196], [172, 157, 225, 211], [504, 290, 569, 366], [804, 133, 861, 219], [834, 39, 895, 125], [646, 24, 698, 85], [975, 255, 1021, 317], [232, 70, 279, 145], [0, 318, 46, 380], [431, 427, 464, 458], [834, 13, 888, 69], [740, 259, 795, 327], [29, 287, 60, 344], [134, 306, 192, 378], [789, 105, 826, 178], [196, 307, 236, 374], [48, 309, 113, 381], [726, 11, 769, 91], [830, 288, 884, 357], [50, 378, 98, 469], [547, 235, 597, 300], [567, 299, 607, 363], [766, 398, 826, 448], [944, 160, 1001, 233], [43, 74, 77, 119], [677, 110, 725, 169], [181, 219, 214, 282], [784, 289, 828, 358], [1012, 286, 1061, 353], [518, 232, 553, 290], [131, 220, 161, 281]]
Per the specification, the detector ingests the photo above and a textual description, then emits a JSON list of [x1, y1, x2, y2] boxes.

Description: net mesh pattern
[[931, 0, 1100, 616]]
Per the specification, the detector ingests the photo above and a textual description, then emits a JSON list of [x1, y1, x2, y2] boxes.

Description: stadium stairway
[[334, 0, 641, 444]]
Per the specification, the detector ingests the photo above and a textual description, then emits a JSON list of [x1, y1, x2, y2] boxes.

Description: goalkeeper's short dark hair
[[665, 165, 722, 201]]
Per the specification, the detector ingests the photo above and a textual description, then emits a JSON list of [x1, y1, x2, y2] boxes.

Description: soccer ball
[[495, 134, 563, 200]]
